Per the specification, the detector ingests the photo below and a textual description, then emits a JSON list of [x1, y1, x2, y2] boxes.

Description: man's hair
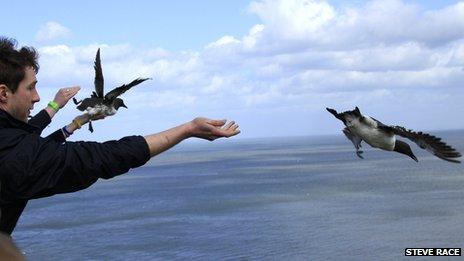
[[0, 37, 39, 93]]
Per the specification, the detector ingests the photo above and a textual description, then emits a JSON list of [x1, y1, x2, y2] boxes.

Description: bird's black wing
[[379, 125, 461, 163], [76, 97, 102, 111], [105, 77, 150, 101], [94, 48, 104, 98]]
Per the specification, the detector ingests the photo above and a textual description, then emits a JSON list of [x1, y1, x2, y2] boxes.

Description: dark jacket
[[27, 109, 67, 142], [0, 109, 150, 234]]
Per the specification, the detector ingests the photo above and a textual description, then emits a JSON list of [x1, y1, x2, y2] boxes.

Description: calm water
[[14, 130, 464, 260]]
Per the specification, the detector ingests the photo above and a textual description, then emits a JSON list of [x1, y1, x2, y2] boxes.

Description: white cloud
[[35, 21, 71, 42], [249, 0, 335, 39], [125, 90, 197, 109], [206, 35, 240, 48], [243, 0, 464, 53], [34, 0, 464, 139]]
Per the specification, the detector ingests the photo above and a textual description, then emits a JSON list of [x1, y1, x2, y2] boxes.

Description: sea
[[14, 130, 464, 260]]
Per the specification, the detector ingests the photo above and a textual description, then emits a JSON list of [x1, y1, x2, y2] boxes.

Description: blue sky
[[2, 0, 259, 50], [1, 0, 464, 141]]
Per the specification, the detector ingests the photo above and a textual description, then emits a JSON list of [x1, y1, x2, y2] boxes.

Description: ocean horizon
[[14, 130, 464, 260]]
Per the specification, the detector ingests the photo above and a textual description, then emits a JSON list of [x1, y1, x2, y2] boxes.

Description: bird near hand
[[73, 48, 150, 132]]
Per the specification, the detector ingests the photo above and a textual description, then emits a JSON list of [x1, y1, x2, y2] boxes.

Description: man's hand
[[45, 86, 81, 119], [89, 113, 106, 121], [53, 86, 80, 108], [144, 117, 240, 157], [65, 113, 107, 133], [187, 118, 240, 141]]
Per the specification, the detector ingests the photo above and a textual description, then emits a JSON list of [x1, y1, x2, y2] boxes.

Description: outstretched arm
[[2, 117, 239, 200], [144, 118, 240, 157]]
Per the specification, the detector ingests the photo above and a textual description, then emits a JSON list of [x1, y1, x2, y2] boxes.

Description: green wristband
[[48, 101, 60, 112]]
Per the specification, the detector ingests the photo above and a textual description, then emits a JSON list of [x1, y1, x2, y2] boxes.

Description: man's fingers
[[68, 87, 80, 95], [208, 119, 227, 127], [212, 124, 240, 137], [56, 87, 81, 105], [68, 86, 81, 91], [61, 86, 80, 92], [225, 123, 239, 132], [229, 123, 240, 136], [231, 125, 241, 136], [223, 121, 235, 130], [193, 118, 240, 140]]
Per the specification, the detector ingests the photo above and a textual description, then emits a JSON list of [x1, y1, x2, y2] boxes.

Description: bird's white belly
[[350, 125, 395, 151], [86, 105, 116, 116]]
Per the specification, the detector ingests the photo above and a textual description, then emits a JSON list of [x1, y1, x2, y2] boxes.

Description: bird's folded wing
[[105, 78, 150, 100], [380, 125, 462, 163], [76, 97, 102, 111]]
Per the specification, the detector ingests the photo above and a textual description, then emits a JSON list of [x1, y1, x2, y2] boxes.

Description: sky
[[1, 0, 463, 141]]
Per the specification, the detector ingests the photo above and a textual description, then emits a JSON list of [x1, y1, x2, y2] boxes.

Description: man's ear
[[0, 84, 9, 103]]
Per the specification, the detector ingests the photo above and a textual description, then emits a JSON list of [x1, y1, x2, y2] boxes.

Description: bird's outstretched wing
[[343, 128, 364, 159], [379, 125, 461, 163], [94, 48, 104, 98], [105, 77, 151, 101]]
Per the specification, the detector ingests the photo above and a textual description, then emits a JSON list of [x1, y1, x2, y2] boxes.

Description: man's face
[[6, 67, 40, 122]]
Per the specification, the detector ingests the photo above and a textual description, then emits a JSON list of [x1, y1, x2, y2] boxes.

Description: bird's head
[[113, 98, 127, 110], [343, 106, 363, 125]]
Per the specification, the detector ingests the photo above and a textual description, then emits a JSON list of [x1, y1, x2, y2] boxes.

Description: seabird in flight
[[73, 48, 150, 132], [326, 107, 461, 163]]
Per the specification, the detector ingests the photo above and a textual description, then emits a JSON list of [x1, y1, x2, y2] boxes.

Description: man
[[0, 37, 240, 235]]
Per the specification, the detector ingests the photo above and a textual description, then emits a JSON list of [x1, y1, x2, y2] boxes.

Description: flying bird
[[73, 48, 150, 132], [326, 107, 461, 163]]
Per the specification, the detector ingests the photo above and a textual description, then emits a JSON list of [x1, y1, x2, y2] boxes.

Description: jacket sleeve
[[28, 110, 67, 142], [1, 133, 150, 200], [27, 109, 51, 135], [45, 129, 66, 143]]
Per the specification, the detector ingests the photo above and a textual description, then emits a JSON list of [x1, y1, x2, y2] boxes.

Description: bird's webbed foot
[[88, 120, 94, 133], [356, 150, 364, 159]]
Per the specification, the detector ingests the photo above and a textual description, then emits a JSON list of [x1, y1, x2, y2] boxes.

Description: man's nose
[[33, 90, 40, 103]]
